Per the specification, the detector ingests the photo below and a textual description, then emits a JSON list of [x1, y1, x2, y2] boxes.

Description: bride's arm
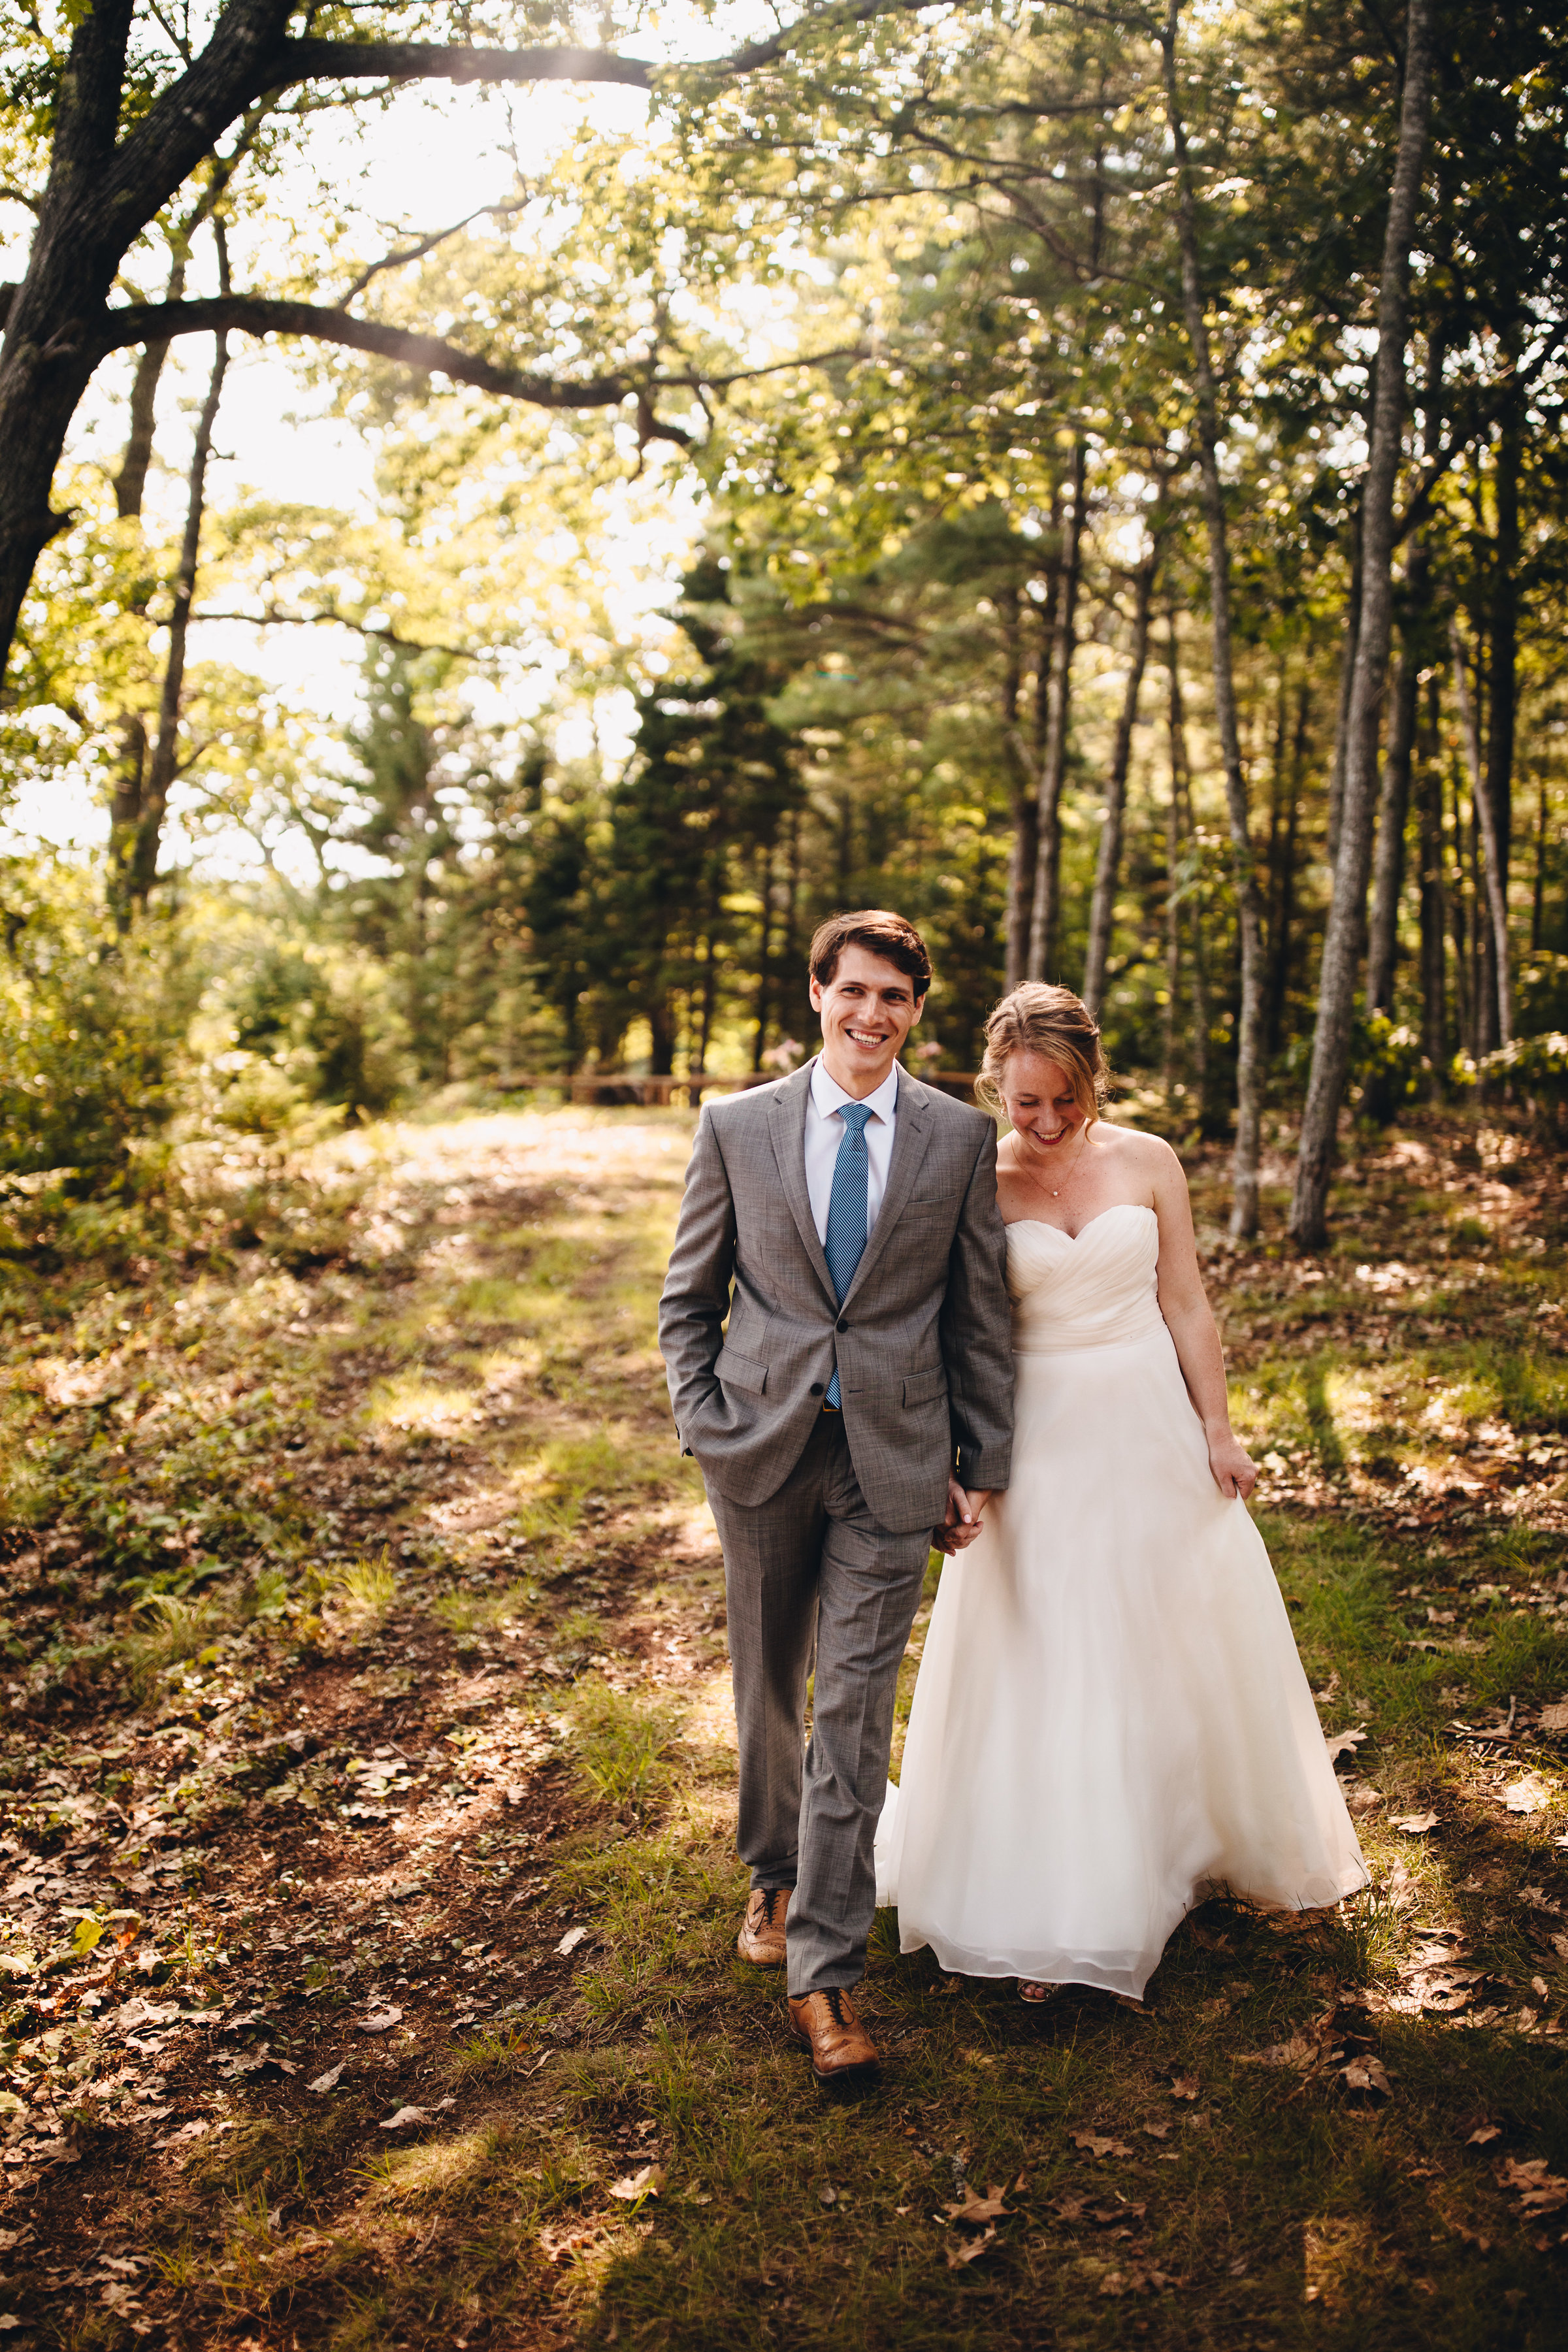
[[1143, 1137, 1257, 1500]]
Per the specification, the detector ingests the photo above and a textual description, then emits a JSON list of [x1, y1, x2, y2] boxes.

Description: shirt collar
[[809, 1055, 900, 1125]]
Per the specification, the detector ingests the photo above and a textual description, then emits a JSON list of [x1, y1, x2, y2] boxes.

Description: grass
[[0, 1102, 1565, 2349]]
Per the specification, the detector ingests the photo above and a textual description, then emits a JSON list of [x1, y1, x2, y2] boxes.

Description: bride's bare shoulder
[[1095, 1122, 1185, 1178]]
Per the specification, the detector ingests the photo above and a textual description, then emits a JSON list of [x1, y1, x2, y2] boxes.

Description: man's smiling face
[[810, 943, 926, 1098]]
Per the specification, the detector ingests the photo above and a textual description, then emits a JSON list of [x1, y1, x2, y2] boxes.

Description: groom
[[659, 910, 1014, 2081]]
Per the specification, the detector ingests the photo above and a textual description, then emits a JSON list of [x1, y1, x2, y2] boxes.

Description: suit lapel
[[768, 1061, 836, 1304], [842, 1070, 934, 1309]]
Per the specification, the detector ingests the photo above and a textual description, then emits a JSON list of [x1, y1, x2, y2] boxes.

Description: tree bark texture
[[1448, 615, 1513, 1047], [1290, 0, 1434, 1249], [1161, 1, 1266, 1237], [1266, 676, 1311, 1055], [1325, 513, 1362, 875], [1367, 574, 1425, 1015], [1417, 672, 1447, 1093], [1083, 541, 1158, 1017], [1026, 443, 1086, 981], [1486, 381, 1522, 881], [1162, 619, 1184, 1098], [124, 328, 229, 906]]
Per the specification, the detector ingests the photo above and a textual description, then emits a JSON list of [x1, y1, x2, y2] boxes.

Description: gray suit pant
[[706, 1411, 931, 1997]]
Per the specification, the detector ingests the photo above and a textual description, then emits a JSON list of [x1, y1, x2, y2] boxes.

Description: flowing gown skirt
[[875, 1207, 1367, 2000]]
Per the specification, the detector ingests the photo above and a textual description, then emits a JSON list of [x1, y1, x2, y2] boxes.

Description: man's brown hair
[[808, 909, 933, 995]]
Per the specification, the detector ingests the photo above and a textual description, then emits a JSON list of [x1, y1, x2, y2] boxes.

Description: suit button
[[836, 1318, 849, 1333], [809, 1382, 824, 1397]]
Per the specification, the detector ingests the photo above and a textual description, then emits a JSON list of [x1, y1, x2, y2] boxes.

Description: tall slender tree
[[1291, 0, 1435, 1248], [1160, 0, 1266, 1238]]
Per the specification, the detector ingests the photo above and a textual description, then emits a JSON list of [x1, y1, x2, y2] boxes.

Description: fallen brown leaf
[[1466, 2124, 1502, 2146], [1325, 1727, 1369, 1764], [1538, 1699, 1568, 1735], [1238, 2036, 1320, 2071], [944, 2185, 1012, 2226], [1341, 2057, 1392, 2097], [944, 2224, 996, 2268], [1497, 2157, 1568, 2215], [1392, 1812, 1439, 1834], [1071, 2131, 1132, 2159], [1169, 2076, 1200, 2101], [1500, 1776, 1550, 1816], [610, 2164, 665, 2202]]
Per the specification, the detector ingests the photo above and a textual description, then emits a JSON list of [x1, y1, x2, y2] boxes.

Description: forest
[[0, 2, 1566, 2347], [1, 0, 1566, 1240]]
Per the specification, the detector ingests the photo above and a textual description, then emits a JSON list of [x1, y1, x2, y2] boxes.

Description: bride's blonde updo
[[976, 982, 1111, 1124]]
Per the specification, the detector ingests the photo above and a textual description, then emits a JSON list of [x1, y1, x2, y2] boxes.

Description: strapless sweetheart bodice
[[1006, 1202, 1163, 1354]]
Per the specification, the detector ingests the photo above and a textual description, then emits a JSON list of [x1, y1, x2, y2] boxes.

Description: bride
[[877, 982, 1367, 2001]]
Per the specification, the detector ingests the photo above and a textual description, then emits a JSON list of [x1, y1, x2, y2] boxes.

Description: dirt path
[[1, 1105, 1566, 2349]]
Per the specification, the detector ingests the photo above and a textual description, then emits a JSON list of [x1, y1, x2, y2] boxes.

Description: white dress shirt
[[803, 1056, 901, 1245]]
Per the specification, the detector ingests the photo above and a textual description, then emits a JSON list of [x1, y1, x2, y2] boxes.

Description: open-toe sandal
[[1017, 1979, 1055, 2005]]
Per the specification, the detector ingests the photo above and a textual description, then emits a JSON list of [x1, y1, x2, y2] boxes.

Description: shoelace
[[758, 1888, 786, 1927]]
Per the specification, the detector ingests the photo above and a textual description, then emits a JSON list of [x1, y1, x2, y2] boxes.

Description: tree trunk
[[1487, 383, 1522, 883], [1026, 444, 1086, 979], [1449, 740, 1475, 1061], [1533, 771, 1549, 955], [649, 996, 675, 1078], [1367, 583, 1424, 1014], [752, 842, 774, 1071], [1290, 0, 1433, 1249], [1001, 583, 1041, 994], [1166, 616, 1211, 1118], [1417, 672, 1448, 1095], [1083, 540, 1158, 1017], [1448, 615, 1513, 1046], [1160, 0, 1266, 1238], [125, 323, 229, 907], [1162, 617, 1184, 1099], [1267, 676, 1310, 1055], [1326, 514, 1363, 874]]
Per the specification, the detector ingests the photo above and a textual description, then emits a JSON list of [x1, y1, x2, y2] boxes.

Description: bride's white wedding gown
[[875, 1204, 1367, 1999]]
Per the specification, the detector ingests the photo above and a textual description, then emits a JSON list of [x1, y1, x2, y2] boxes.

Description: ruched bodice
[[1007, 1203, 1163, 1354]]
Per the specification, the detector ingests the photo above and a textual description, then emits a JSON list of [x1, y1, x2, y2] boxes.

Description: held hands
[[1207, 1428, 1257, 1501], [934, 1476, 994, 1555]]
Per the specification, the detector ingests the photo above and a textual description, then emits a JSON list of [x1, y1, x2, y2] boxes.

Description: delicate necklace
[[1032, 1122, 1088, 1200]]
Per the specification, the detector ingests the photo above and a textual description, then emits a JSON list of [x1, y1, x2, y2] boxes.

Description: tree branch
[[193, 604, 486, 661], [338, 195, 533, 308], [269, 39, 653, 93], [91, 291, 866, 424], [91, 293, 695, 438]]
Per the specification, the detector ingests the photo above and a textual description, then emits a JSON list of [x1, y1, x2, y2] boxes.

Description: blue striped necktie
[[823, 1101, 874, 1408]]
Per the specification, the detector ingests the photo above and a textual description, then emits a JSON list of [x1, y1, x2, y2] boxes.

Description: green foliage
[[0, 858, 198, 1182], [220, 938, 410, 1126]]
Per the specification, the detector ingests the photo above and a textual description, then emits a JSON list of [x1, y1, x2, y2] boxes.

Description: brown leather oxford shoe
[[737, 1886, 789, 1966], [787, 1987, 880, 2082]]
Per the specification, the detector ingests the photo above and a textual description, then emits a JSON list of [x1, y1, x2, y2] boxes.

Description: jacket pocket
[[714, 1344, 768, 1396], [902, 1364, 948, 1408]]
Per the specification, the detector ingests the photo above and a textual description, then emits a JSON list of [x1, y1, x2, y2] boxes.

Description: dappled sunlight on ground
[[0, 1105, 1562, 2345]]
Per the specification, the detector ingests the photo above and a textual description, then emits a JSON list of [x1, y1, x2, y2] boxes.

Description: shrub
[[0, 858, 199, 1183], [1476, 1030, 1568, 1134]]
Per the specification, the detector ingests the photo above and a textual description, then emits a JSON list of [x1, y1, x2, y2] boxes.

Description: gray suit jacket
[[658, 1059, 1014, 1536]]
